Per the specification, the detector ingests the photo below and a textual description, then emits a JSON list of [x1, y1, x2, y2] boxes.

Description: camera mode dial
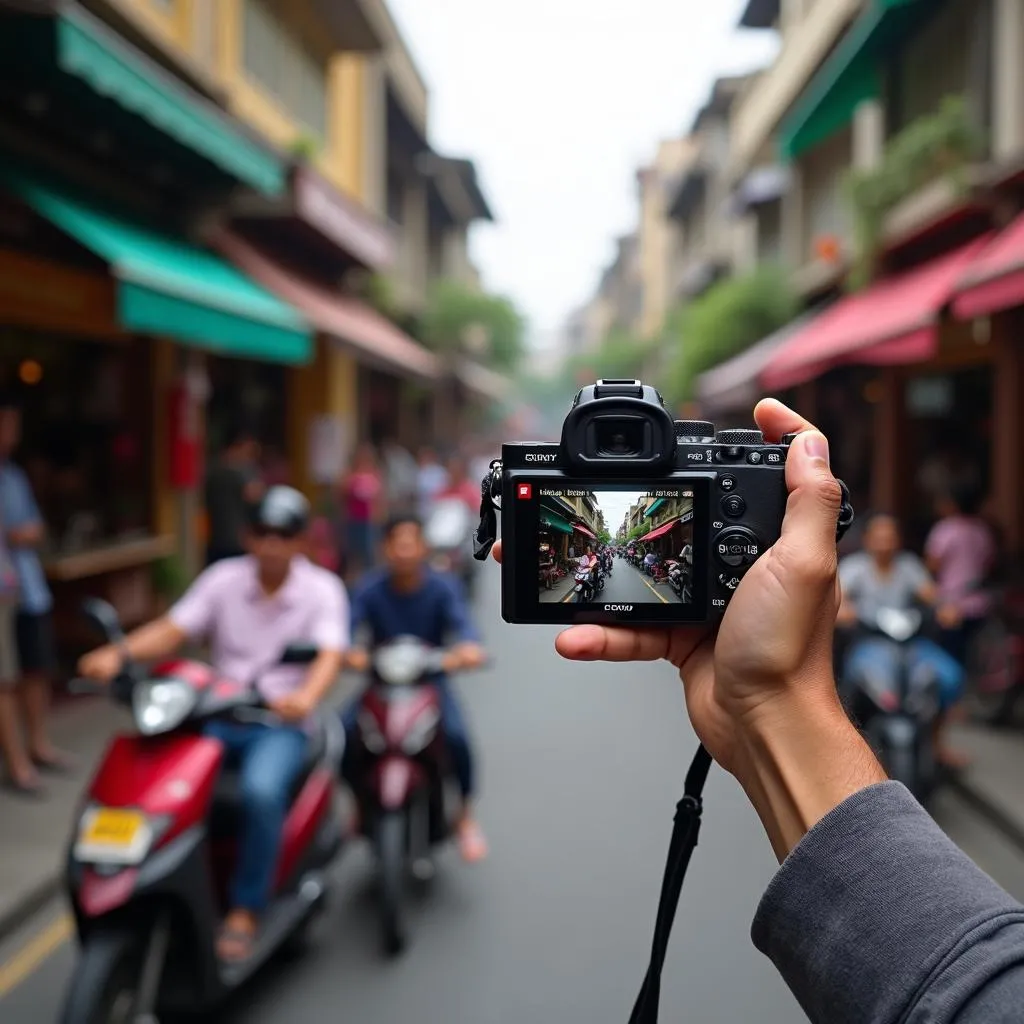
[[715, 429, 764, 445], [675, 420, 716, 442], [713, 527, 763, 569]]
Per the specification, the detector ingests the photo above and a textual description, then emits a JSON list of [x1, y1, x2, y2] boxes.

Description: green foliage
[[598, 529, 611, 544], [843, 96, 981, 289], [421, 279, 526, 372], [289, 133, 321, 163], [151, 554, 189, 599], [664, 267, 798, 403], [363, 273, 401, 321]]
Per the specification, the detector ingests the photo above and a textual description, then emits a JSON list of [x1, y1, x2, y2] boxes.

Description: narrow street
[[540, 557, 684, 605], [2, 561, 1024, 1023]]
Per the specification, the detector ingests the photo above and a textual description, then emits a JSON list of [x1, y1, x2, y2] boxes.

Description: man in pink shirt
[[79, 487, 348, 961]]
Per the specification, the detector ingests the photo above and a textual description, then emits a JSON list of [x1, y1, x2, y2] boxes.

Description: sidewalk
[[949, 722, 1024, 848], [0, 698, 129, 938]]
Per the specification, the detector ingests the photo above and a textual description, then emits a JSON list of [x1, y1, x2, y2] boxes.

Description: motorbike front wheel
[[375, 811, 407, 957], [60, 928, 145, 1024]]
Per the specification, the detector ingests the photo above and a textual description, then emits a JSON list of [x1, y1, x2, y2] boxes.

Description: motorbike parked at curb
[[60, 599, 345, 1024], [840, 605, 941, 804], [345, 637, 475, 956]]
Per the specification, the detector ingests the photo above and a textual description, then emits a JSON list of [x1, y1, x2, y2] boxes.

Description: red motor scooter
[[60, 599, 345, 1024], [346, 637, 467, 957]]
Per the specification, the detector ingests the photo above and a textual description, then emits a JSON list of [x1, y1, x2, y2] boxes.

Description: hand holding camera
[[484, 387, 872, 860]]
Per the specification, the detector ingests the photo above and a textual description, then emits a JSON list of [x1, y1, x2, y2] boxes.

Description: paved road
[[3, 559, 1024, 1023], [541, 558, 682, 605]]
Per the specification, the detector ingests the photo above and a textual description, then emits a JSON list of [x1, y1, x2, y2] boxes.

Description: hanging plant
[[843, 96, 982, 290]]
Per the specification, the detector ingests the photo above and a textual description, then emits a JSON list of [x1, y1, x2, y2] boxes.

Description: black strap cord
[[628, 744, 713, 1024]]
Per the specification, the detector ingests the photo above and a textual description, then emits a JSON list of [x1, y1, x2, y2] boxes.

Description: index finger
[[753, 398, 818, 443]]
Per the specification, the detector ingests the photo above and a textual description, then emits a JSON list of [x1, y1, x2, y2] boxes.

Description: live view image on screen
[[537, 487, 695, 605]]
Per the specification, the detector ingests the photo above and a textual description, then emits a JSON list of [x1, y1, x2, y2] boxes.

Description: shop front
[[0, 171, 311, 671]]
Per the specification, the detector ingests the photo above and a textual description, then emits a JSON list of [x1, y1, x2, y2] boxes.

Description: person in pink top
[[925, 483, 996, 669], [341, 443, 384, 577], [78, 487, 348, 962]]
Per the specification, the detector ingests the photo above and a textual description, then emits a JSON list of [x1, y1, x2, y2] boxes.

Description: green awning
[[0, 5, 285, 197], [644, 498, 665, 518], [540, 511, 574, 535], [778, 0, 923, 162], [4, 173, 311, 363]]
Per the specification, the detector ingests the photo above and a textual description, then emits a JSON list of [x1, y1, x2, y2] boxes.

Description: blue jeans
[[205, 721, 308, 913], [845, 637, 965, 711], [341, 680, 475, 798]]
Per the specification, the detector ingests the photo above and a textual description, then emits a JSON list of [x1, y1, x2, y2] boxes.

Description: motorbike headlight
[[132, 679, 197, 736], [73, 803, 172, 866], [374, 643, 426, 687]]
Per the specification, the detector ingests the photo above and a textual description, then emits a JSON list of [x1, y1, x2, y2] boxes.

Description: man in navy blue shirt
[[342, 514, 488, 861]]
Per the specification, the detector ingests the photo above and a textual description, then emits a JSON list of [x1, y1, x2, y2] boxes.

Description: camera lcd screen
[[536, 485, 697, 607]]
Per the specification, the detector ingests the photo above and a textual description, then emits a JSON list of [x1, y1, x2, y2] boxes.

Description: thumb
[[779, 431, 842, 561]]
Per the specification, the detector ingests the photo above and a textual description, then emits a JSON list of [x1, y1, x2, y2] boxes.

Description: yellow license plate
[[81, 809, 145, 848]]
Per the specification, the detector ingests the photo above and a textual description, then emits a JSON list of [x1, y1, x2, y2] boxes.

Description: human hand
[[492, 399, 845, 778], [77, 645, 124, 683], [346, 648, 370, 672], [270, 689, 317, 723], [443, 642, 486, 672]]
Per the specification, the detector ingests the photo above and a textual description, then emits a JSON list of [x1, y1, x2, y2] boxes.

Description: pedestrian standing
[[341, 443, 384, 577], [205, 426, 263, 565], [0, 394, 69, 793]]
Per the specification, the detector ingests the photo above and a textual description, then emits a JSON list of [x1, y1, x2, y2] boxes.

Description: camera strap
[[628, 743, 713, 1024]]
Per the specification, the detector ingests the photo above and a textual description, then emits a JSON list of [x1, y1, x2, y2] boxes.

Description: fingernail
[[802, 431, 830, 466]]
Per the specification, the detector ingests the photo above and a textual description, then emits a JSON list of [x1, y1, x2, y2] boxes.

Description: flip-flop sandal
[[32, 754, 76, 776], [217, 925, 256, 963], [3, 777, 46, 799]]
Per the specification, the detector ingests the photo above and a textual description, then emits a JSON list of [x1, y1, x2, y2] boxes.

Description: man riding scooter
[[342, 513, 488, 862], [837, 512, 967, 767], [78, 487, 348, 961]]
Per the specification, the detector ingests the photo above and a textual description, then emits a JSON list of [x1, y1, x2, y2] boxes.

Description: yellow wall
[[288, 339, 358, 496], [125, 0, 194, 50]]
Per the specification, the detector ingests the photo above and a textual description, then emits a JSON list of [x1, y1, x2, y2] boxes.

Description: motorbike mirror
[[280, 642, 320, 665], [81, 598, 125, 643]]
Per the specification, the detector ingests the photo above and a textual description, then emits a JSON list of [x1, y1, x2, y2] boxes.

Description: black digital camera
[[472, 379, 852, 627]]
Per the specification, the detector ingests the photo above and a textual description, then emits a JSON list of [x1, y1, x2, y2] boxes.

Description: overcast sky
[[593, 490, 648, 536], [387, 0, 777, 348]]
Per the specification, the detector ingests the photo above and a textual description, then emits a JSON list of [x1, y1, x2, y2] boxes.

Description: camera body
[[476, 380, 851, 628]]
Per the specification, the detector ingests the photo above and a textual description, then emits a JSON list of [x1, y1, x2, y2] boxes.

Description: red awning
[[639, 519, 683, 543], [953, 214, 1024, 320], [573, 524, 597, 540], [760, 236, 992, 391], [211, 228, 439, 380]]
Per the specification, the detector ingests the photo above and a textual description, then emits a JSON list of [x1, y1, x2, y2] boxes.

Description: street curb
[[948, 774, 1024, 855], [0, 874, 63, 944]]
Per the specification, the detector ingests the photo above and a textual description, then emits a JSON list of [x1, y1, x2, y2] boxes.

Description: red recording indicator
[[517, 483, 533, 500]]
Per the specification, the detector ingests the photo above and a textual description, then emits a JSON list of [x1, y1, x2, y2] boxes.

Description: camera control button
[[721, 495, 746, 518], [719, 475, 737, 492], [747, 450, 763, 465], [762, 448, 785, 466], [718, 573, 742, 592], [714, 528, 762, 569]]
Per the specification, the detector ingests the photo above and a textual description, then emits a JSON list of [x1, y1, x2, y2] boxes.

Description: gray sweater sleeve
[[751, 781, 1024, 1023]]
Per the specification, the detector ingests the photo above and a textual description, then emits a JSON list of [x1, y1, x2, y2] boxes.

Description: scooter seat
[[208, 717, 334, 838]]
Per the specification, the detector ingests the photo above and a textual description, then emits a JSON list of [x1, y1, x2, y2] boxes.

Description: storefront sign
[[0, 248, 116, 336], [309, 415, 348, 484]]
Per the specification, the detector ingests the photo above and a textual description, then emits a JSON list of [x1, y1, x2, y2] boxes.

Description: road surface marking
[[0, 912, 73, 998], [640, 574, 670, 604], [561, 587, 577, 603]]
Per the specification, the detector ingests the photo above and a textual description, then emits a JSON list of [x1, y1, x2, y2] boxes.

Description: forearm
[[122, 618, 187, 663], [301, 650, 343, 705], [734, 695, 887, 862]]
